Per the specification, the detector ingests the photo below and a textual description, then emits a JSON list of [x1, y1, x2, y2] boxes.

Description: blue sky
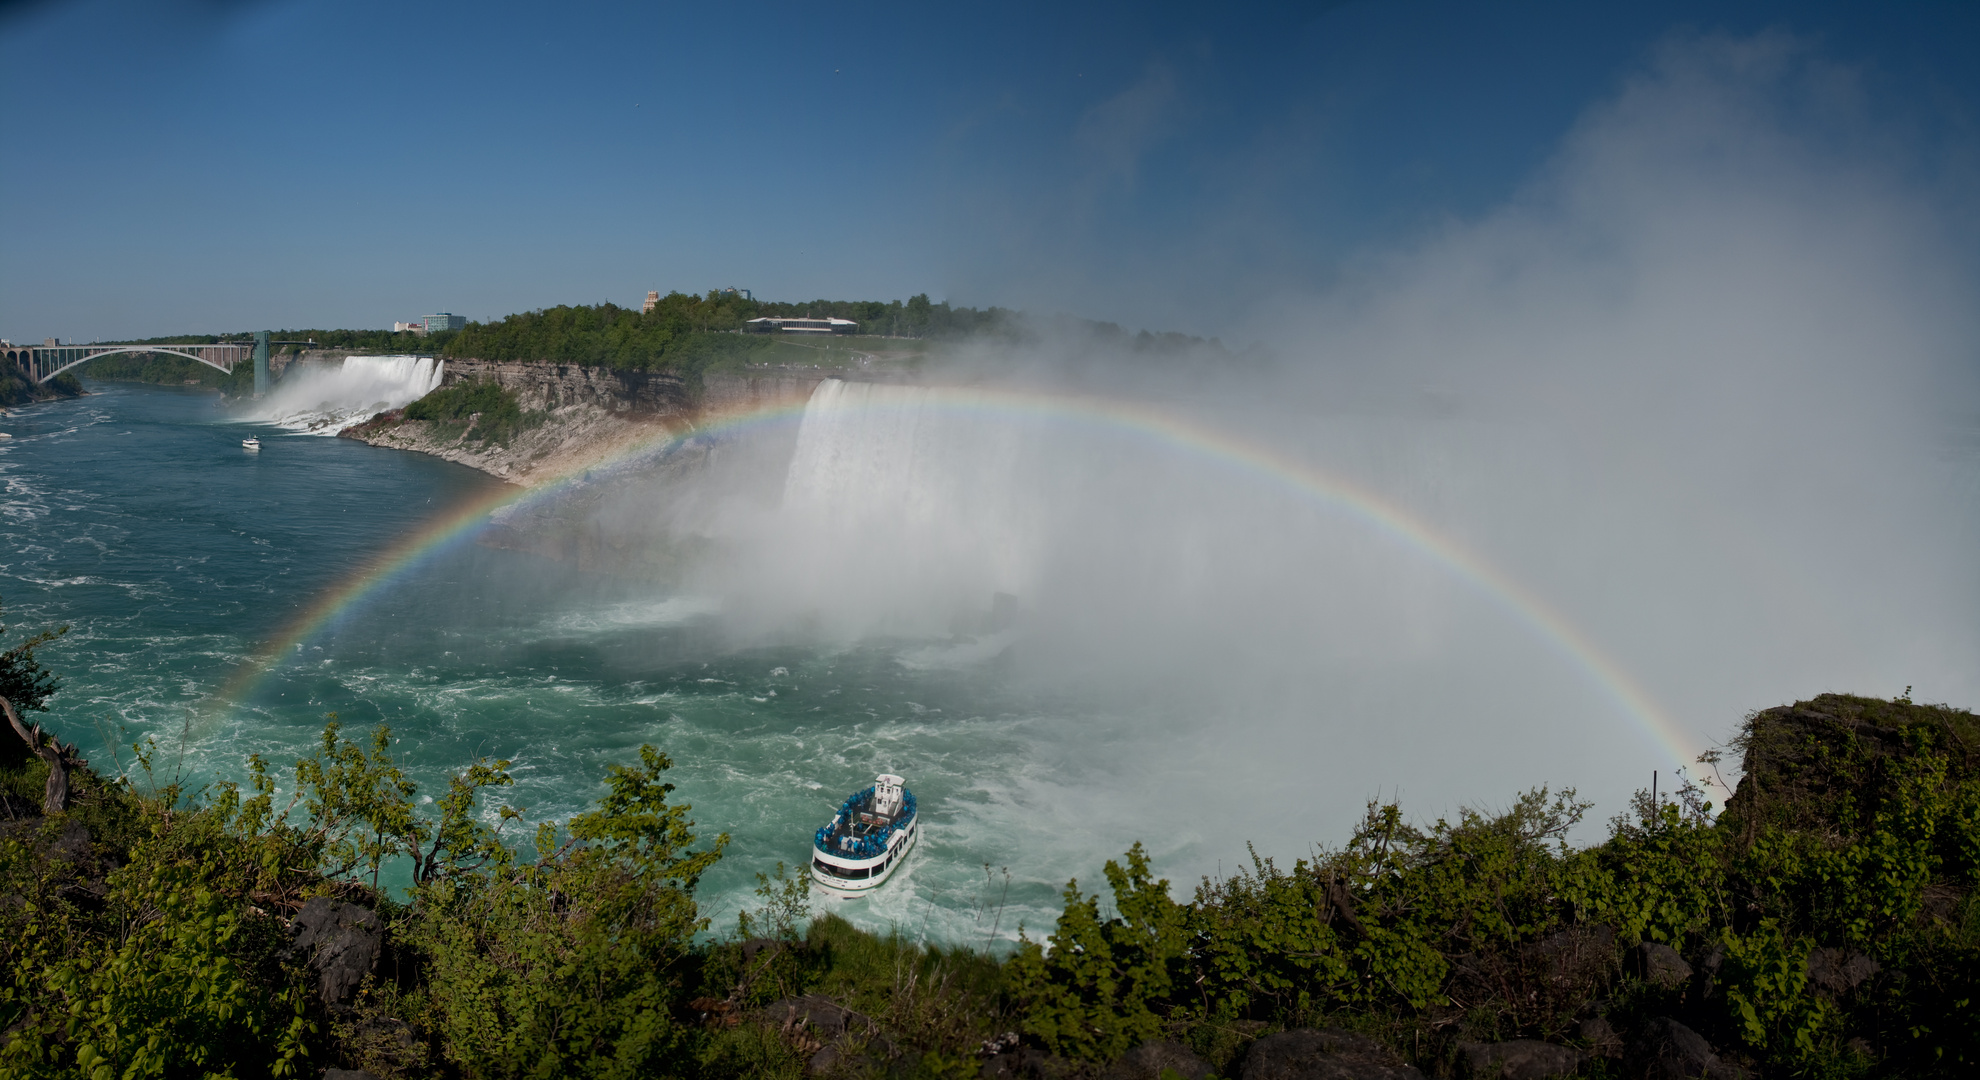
[[2, 0, 1975, 343]]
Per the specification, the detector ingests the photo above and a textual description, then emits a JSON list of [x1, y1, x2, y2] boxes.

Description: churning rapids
[[0, 379, 1216, 941], [2, 365, 1974, 945]]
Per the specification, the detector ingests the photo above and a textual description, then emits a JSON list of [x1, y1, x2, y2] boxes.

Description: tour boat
[[241, 436, 260, 450], [811, 773, 918, 896]]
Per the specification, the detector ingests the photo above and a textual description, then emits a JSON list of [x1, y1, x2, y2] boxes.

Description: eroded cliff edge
[[339, 359, 825, 486]]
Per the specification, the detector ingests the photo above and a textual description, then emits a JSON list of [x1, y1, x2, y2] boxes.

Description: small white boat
[[811, 773, 918, 896], [241, 437, 261, 450], [0, 433, 11, 439]]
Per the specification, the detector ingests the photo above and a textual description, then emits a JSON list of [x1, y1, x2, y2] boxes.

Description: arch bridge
[[6, 332, 316, 396], [6, 341, 254, 385]]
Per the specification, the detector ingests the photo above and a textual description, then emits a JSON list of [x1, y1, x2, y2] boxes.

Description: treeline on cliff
[[59, 292, 1236, 387], [432, 292, 1013, 371], [2, 596, 1975, 1079]]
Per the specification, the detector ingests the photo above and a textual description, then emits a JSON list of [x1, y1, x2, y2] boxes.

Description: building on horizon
[[744, 316, 856, 335], [426, 313, 466, 333], [393, 321, 423, 333], [642, 291, 660, 314], [718, 286, 752, 300]]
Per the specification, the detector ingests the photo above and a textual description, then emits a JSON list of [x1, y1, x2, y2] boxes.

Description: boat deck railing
[[815, 786, 917, 860]]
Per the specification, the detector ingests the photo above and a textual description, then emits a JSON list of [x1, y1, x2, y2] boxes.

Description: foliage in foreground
[[1, 675, 1975, 1078], [0, 718, 730, 1079], [1010, 694, 1980, 1078]]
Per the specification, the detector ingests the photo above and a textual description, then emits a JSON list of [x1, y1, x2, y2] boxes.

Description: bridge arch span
[[34, 347, 237, 382]]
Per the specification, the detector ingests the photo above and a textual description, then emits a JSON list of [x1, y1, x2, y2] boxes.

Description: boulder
[[763, 995, 896, 1073], [1578, 1016, 1624, 1059], [763, 994, 879, 1043], [287, 898, 384, 1007], [1240, 1028, 1424, 1080], [981, 1046, 1076, 1079], [1101, 1039, 1214, 1080], [1623, 1017, 1744, 1080], [1629, 942, 1693, 988], [1806, 947, 1880, 997], [1456, 1040, 1584, 1079], [1693, 944, 1726, 1001]]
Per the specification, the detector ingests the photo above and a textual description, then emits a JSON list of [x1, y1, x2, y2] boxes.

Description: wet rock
[[1240, 1028, 1424, 1080], [1806, 947, 1880, 997], [287, 898, 384, 1007], [1101, 1039, 1214, 1080], [1629, 942, 1693, 988], [1578, 1016, 1624, 1059], [1623, 1017, 1744, 1080], [1456, 1040, 1583, 1079]]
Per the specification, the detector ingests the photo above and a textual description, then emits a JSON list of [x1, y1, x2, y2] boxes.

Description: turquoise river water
[[0, 381, 1134, 943]]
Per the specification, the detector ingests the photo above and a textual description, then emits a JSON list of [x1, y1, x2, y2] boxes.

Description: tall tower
[[642, 291, 660, 314], [253, 331, 270, 398]]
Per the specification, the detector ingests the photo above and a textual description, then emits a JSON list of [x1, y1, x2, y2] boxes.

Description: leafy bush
[[0, 706, 728, 1079], [1010, 695, 1980, 1078], [402, 378, 538, 445]]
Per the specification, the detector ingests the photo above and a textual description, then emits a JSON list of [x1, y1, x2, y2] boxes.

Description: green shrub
[[402, 379, 538, 445]]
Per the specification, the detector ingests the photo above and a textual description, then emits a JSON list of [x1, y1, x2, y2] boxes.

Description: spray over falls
[[244, 354, 443, 434]]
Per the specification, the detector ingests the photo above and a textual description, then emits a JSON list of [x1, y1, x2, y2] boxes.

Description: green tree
[[410, 745, 727, 1079], [1007, 842, 1187, 1060]]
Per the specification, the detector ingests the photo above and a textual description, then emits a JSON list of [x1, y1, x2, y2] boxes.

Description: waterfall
[[764, 379, 1036, 637], [243, 355, 444, 435]]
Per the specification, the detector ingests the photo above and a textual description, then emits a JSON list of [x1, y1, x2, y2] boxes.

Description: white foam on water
[[240, 355, 443, 434]]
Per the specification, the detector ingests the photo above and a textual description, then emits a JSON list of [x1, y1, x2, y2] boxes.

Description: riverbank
[[0, 365, 82, 408], [337, 361, 827, 485]]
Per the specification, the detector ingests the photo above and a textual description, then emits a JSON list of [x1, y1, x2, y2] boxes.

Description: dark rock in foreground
[[1629, 941, 1694, 988], [1456, 1039, 1584, 1079], [1100, 1039, 1214, 1080], [1240, 1028, 1424, 1080], [1624, 1017, 1744, 1080], [287, 897, 384, 1007]]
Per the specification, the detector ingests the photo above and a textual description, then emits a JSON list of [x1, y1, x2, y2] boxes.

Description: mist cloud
[[587, 31, 1978, 865]]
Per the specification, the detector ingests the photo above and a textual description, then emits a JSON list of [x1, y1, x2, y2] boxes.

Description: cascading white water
[[242, 355, 444, 434], [766, 379, 1038, 637]]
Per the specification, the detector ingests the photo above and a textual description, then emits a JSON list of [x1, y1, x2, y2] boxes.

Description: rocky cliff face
[[338, 361, 825, 486]]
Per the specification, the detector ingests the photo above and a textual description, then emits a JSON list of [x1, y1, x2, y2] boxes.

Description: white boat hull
[[811, 816, 919, 897]]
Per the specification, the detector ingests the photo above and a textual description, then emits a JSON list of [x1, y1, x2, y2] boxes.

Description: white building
[[744, 317, 857, 335]]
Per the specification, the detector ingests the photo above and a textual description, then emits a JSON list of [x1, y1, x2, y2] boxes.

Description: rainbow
[[209, 381, 1702, 765]]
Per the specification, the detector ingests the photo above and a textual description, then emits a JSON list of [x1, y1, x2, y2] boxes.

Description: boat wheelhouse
[[811, 773, 918, 896]]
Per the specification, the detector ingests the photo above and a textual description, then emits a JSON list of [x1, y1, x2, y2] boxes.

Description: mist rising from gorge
[[578, 33, 1979, 856]]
